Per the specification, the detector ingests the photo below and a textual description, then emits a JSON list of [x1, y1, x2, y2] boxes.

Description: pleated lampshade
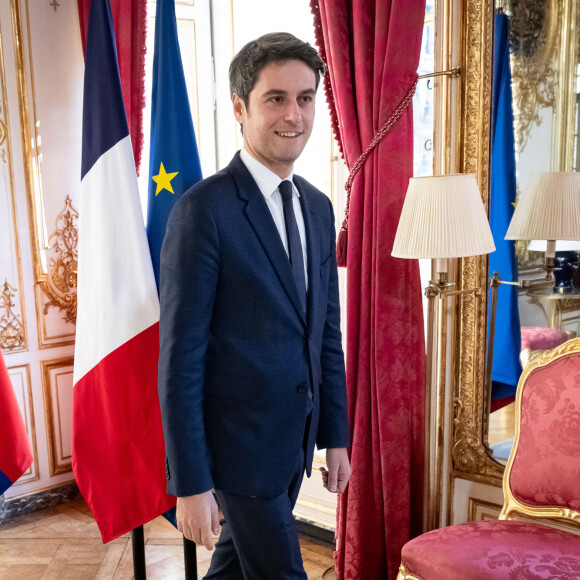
[[392, 174, 495, 259], [505, 172, 580, 241]]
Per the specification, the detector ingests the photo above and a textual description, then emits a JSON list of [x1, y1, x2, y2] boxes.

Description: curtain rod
[[418, 67, 461, 80]]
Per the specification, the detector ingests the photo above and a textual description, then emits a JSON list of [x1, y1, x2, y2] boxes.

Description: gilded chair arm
[[397, 563, 422, 580]]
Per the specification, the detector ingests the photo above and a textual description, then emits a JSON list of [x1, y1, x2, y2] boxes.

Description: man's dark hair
[[229, 32, 325, 106]]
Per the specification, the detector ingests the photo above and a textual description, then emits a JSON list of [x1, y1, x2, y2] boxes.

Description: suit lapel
[[228, 153, 307, 326], [295, 177, 320, 334]]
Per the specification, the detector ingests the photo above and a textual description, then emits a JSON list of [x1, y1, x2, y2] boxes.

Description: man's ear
[[232, 93, 245, 124]]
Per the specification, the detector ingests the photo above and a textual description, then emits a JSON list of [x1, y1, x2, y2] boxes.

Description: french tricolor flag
[[0, 351, 33, 495], [73, 0, 175, 542]]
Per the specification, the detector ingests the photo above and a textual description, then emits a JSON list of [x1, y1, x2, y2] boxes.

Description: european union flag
[[147, 0, 203, 290], [489, 12, 522, 405]]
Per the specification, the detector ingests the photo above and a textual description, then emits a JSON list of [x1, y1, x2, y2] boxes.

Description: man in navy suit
[[158, 32, 350, 579]]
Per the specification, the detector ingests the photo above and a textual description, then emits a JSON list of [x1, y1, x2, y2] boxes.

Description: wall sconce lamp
[[392, 174, 495, 532], [392, 174, 495, 283]]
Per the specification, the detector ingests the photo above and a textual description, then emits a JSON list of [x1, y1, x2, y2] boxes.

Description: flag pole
[[132, 526, 147, 579], [147, 3, 203, 576], [183, 537, 198, 579]]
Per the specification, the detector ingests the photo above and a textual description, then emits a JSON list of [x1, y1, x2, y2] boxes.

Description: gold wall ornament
[[508, 0, 561, 153], [0, 279, 24, 350], [42, 196, 78, 324], [48, 0, 59, 12]]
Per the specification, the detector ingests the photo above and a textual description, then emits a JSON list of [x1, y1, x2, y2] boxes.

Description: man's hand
[[320, 447, 351, 493], [176, 491, 220, 550]]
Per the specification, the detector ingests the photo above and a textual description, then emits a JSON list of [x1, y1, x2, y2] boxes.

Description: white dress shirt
[[239, 148, 309, 290]]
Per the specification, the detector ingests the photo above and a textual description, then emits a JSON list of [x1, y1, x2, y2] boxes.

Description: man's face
[[232, 59, 316, 178]]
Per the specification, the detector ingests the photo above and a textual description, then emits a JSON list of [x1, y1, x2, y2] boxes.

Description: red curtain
[[311, 1, 426, 578], [77, 0, 148, 173]]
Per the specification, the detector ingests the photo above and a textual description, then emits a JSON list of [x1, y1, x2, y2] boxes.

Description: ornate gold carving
[[508, 0, 561, 152], [453, 0, 505, 482], [452, 398, 487, 472], [396, 564, 421, 580], [41, 196, 78, 324], [0, 280, 25, 350]]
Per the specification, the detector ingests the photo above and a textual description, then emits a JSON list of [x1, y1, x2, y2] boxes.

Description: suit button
[[297, 382, 308, 393]]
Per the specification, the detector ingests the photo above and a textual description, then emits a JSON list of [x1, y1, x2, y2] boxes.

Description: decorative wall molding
[[468, 497, 502, 522], [0, 11, 28, 353], [11, 0, 81, 348], [40, 357, 74, 477], [5, 364, 39, 486]]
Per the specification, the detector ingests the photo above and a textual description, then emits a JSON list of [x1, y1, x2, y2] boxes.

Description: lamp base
[[556, 251, 580, 288]]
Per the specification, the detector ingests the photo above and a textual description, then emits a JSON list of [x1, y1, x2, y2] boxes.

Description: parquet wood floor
[[0, 498, 334, 579]]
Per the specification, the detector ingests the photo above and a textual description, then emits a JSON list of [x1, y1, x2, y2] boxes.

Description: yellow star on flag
[[152, 162, 179, 196]]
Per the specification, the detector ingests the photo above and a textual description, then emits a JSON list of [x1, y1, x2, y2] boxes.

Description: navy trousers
[[203, 446, 307, 580]]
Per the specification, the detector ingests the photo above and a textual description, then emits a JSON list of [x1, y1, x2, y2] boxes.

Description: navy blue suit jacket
[[158, 152, 349, 498]]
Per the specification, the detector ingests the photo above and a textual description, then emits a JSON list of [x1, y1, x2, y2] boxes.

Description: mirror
[[486, 0, 580, 464]]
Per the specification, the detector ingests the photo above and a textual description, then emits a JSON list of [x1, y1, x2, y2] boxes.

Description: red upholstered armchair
[[397, 338, 580, 580]]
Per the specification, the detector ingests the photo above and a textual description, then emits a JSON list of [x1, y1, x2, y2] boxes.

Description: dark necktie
[[279, 180, 307, 314]]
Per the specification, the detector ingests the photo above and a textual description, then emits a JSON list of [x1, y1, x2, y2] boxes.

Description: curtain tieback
[[336, 76, 419, 267]]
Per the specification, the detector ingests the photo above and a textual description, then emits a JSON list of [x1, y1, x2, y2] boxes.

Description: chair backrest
[[501, 337, 580, 523]]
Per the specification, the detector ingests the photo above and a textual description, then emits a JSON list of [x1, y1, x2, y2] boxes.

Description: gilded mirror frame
[[452, 0, 580, 484], [451, 0, 505, 482]]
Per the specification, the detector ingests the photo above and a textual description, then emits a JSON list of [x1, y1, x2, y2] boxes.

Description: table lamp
[[505, 173, 580, 277]]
